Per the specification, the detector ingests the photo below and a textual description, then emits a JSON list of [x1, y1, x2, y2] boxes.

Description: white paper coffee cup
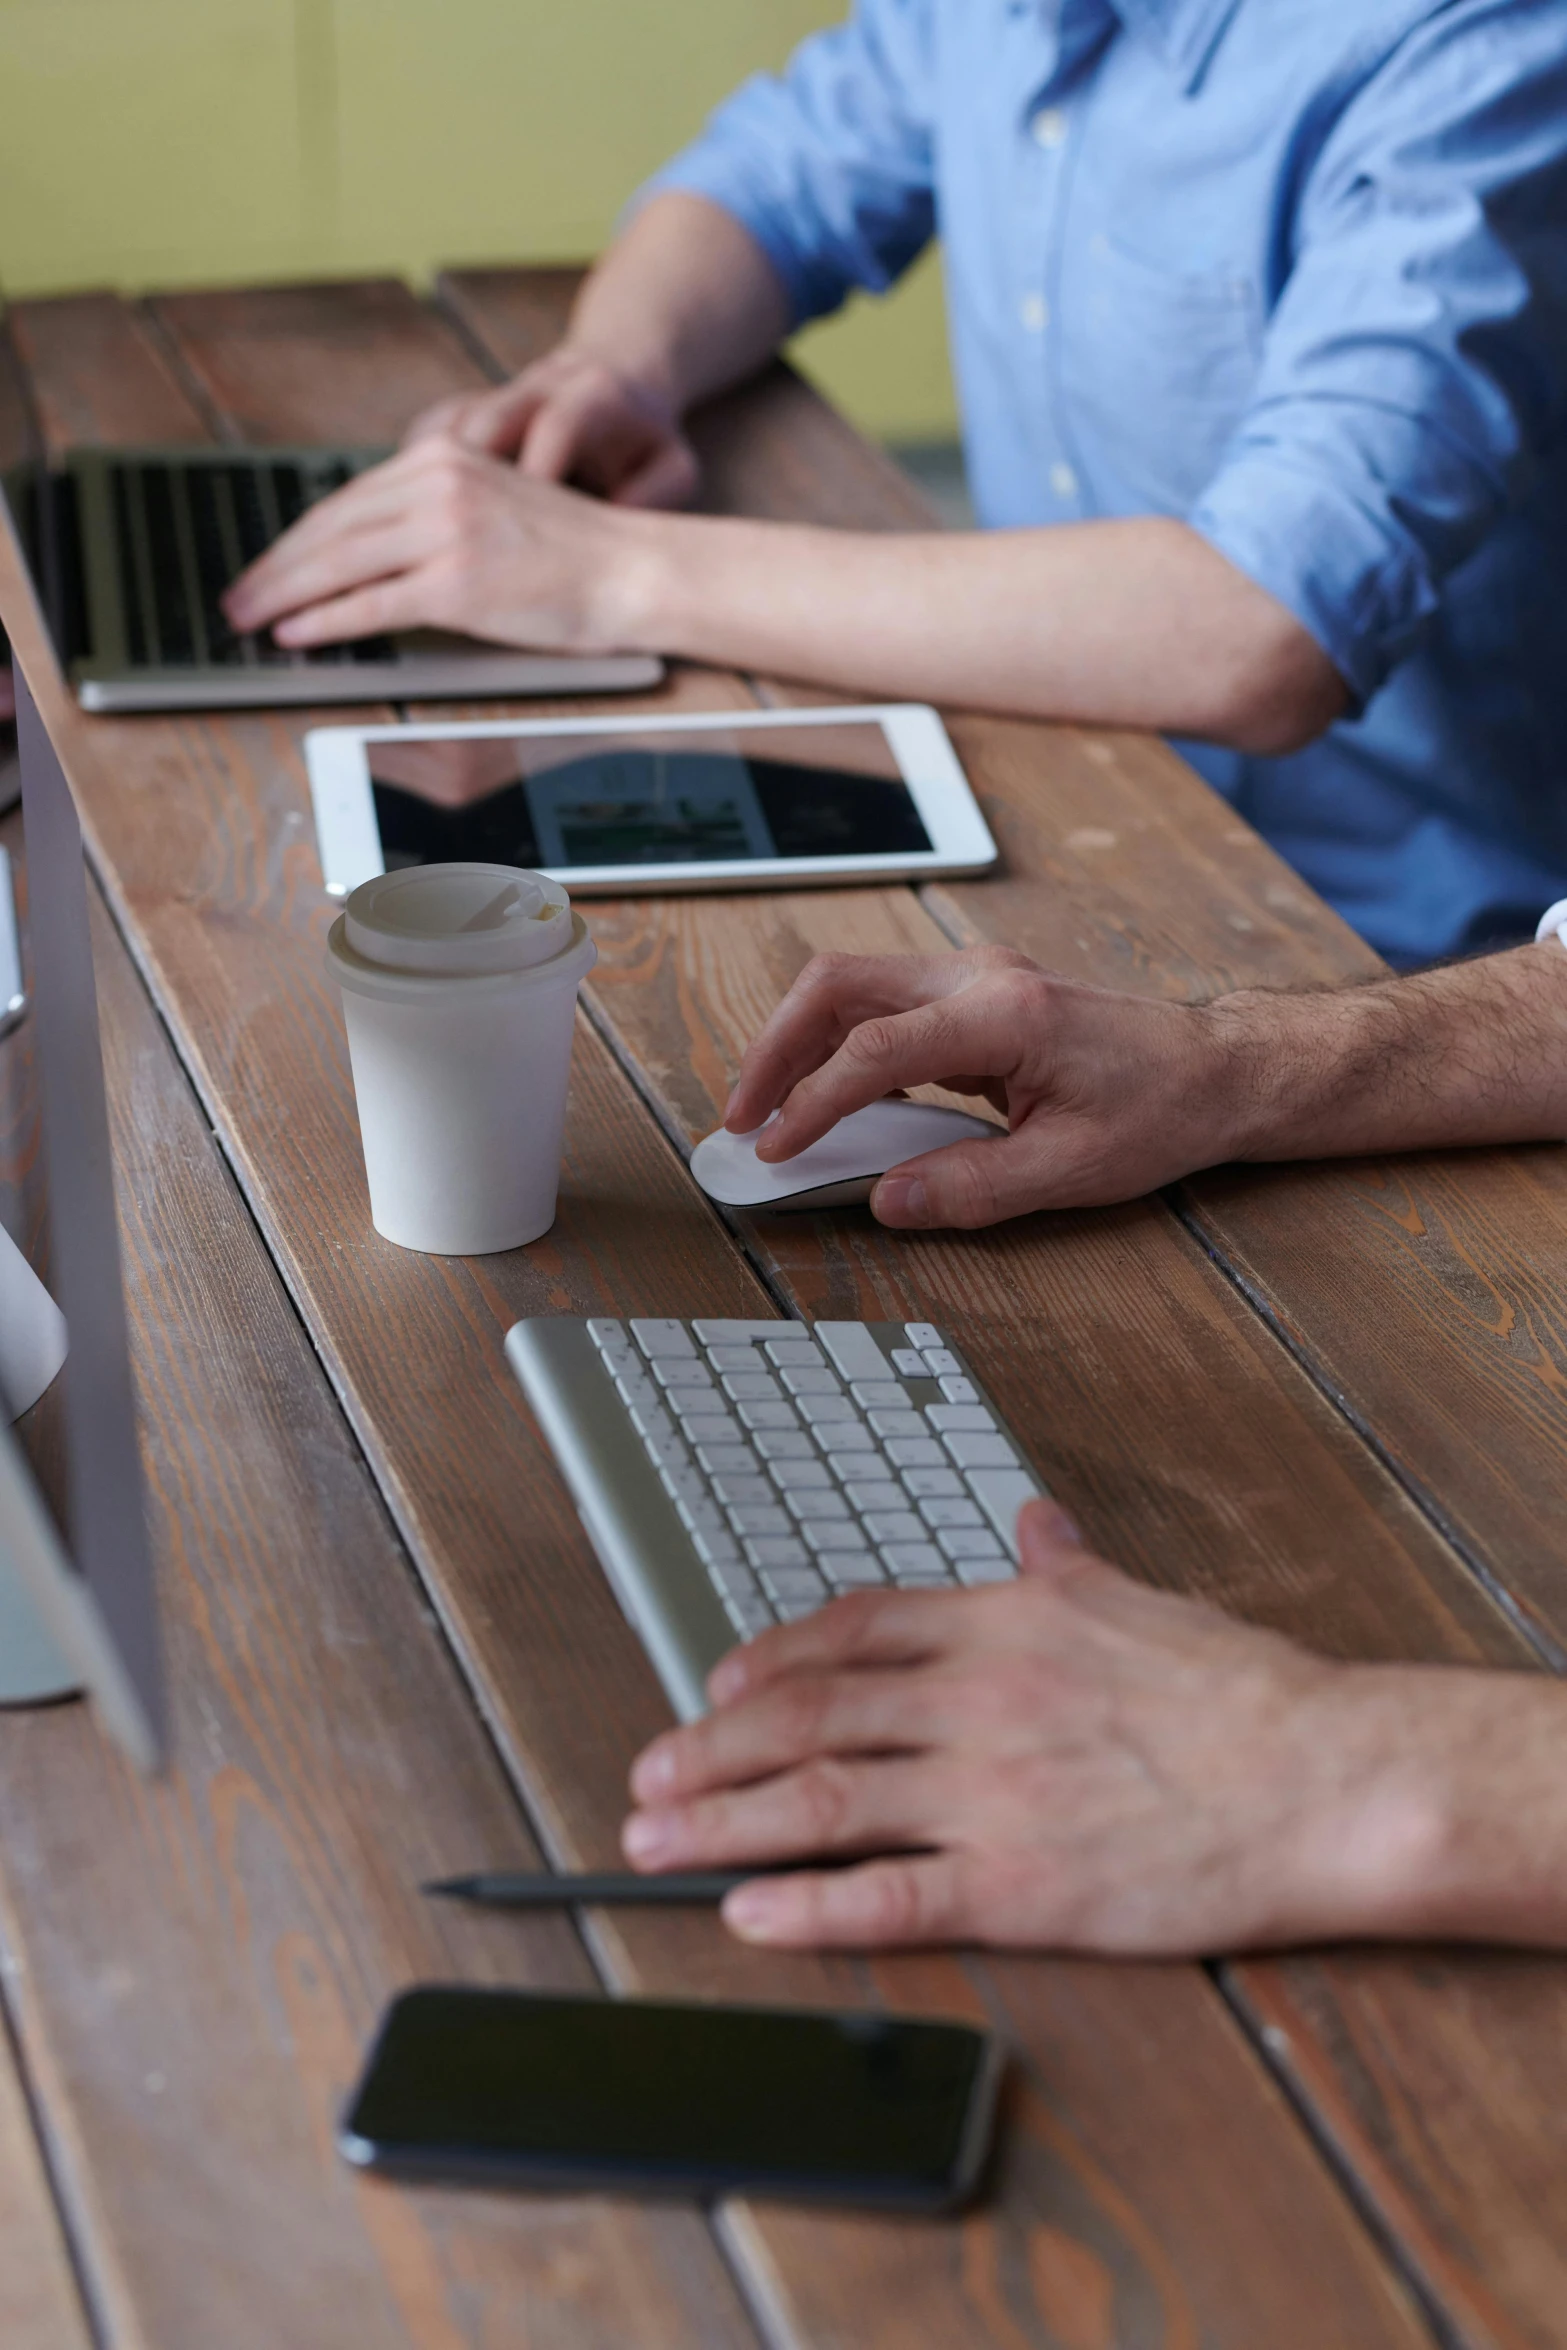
[[327, 863, 597, 1255]]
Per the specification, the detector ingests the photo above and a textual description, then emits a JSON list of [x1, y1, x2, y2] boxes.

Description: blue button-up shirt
[[648, 0, 1567, 964]]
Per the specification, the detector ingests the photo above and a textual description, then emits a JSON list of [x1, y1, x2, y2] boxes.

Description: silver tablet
[[304, 704, 998, 898]]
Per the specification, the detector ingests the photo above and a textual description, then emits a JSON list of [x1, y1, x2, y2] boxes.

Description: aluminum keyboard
[[506, 1316, 1044, 1719]]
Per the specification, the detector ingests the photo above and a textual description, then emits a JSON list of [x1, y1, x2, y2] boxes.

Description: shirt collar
[[1106, 0, 1242, 91]]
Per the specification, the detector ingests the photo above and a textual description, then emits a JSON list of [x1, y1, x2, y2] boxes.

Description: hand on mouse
[[401, 346, 700, 511], [723, 945, 1260, 1228], [623, 1499, 1461, 1954]]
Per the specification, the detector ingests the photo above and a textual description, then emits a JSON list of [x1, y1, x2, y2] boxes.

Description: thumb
[[870, 1130, 1046, 1230], [1016, 1497, 1088, 1578]]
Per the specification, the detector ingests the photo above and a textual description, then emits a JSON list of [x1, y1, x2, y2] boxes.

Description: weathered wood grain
[[0, 1995, 89, 2350], [440, 269, 1567, 2350], [0, 282, 1445, 2348]]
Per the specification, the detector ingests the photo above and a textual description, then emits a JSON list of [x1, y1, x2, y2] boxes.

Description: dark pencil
[[424, 1869, 769, 1907]]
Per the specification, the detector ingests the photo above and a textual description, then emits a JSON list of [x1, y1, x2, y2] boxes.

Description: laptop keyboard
[[589, 1317, 1037, 1635], [106, 455, 398, 671]]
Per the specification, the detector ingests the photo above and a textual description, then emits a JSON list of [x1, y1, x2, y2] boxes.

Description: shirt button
[[1031, 107, 1068, 148], [1049, 462, 1078, 499], [1019, 292, 1049, 332]]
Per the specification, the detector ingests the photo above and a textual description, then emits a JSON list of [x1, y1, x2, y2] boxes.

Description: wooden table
[[1, 269, 1566, 2350]]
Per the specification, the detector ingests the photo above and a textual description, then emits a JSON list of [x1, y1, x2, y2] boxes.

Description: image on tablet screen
[[366, 723, 934, 872]]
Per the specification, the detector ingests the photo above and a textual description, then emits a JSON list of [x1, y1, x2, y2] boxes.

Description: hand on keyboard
[[624, 1497, 1358, 1958]]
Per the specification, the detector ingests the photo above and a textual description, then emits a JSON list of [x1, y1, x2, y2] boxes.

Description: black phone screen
[[340, 1987, 999, 2211]]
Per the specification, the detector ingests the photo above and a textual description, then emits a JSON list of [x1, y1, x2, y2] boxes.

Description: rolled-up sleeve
[[637, 1, 937, 327], [1190, 0, 1567, 708]]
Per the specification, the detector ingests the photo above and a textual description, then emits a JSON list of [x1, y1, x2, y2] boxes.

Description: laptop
[[2, 446, 663, 713]]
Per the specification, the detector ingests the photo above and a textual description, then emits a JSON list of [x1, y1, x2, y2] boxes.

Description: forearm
[[1300, 1663, 1567, 1948], [611, 507, 1345, 753], [1203, 943, 1567, 1163], [567, 192, 793, 415]]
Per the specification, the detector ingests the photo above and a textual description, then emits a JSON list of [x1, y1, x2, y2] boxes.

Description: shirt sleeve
[[635, 1, 937, 327], [1189, 0, 1567, 709]]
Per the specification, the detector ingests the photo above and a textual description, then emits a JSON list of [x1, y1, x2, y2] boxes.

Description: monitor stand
[[0, 1221, 79, 1701]]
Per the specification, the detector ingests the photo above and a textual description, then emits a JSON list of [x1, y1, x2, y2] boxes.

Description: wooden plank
[[0, 407, 758, 2350], [433, 270, 1567, 2350], [4, 280, 1444, 2348], [0, 2001, 90, 2350]]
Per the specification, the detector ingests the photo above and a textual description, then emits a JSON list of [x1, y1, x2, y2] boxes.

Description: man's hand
[[724, 944, 1249, 1227], [403, 346, 700, 510], [623, 1500, 1559, 1955], [222, 437, 641, 654]]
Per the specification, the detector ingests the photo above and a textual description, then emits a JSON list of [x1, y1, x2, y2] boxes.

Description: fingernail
[[722, 1883, 785, 1940], [629, 1742, 677, 1800], [622, 1811, 674, 1863], [708, 1654, 748, 1705], [874, 1177, 928, 1226]]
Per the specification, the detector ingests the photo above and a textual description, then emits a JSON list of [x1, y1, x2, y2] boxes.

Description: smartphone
[[339, 1986, 1003, 2213]]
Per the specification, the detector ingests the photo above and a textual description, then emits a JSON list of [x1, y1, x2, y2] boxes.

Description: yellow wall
[[0, 0, 956, 439]]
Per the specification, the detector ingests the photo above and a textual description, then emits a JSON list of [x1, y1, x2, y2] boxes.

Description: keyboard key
[[820, 1427, 878, 1460], [743, 1536, 810, 1570], [675, 1413, 740, 1446], [816, 1323, 894, 1382], [737, 1401, 799, 1431], [886, 1437, 944, 1467], [628, 1402, 677, 1446], [938, 1375, 979, 1405], [709, 1550, 761, 1588], [901, 1466, 965, 1498], [710, 1474, 774, 1508], [797, 1394, 858, 1426], [785, 1489, 851, 1522], [721, 1373, 781, 1402], [694, 1443, 755, 1476], [586, 1318, 626, 1345], [864, 1511, 924, 1545], [653, 1360, 714, 1391], [725, 1595, 776, 1636], [843, 1480, 902, 1514], [881, 1542, 946, 1576], [640, 1432, 692, 1470], [728, 1505, 793, 1537], [767, 1458, 835, 1491], [819, 1552, 887, 1585], [759, 1566, 828, 1604], [660, 1467, 709, 1507], [937, 1527, 1005, 1562], [944, 1432, 1019, 1469], [632, 1319, 695, 1357], [923, 1349, 963, 1378], [753, 1429, 816, 1460], [692, 1320, 795, 1344], [955, 1558, 1016, 1587], [764, 1338, 826, 1369], [926, 1404, 997, 1433], [891, 1349, 928, 1378], [705, 1346, 766, 1371], [803, 1520, 867, 1553], [904, 1323, 944, 1350], [964, 1468, 1043, 1556], [918, 1498, 984, 1529], [614, 1371, 659, 1408], [868, 1409, 923, 1440], [850, 1382, 907, 1409], [781, 1368, 842, 1397]]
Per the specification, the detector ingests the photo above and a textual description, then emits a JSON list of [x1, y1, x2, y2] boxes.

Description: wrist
[[1184, 989, 1304, 1164]]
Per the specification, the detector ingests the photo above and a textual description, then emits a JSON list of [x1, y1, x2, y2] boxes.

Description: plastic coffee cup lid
[[343, 863, 574, 975]]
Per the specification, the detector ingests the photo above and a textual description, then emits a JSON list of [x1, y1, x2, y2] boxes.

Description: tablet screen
[[366, 722, 933, 871]]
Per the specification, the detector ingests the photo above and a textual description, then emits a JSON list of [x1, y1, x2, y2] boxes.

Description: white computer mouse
[[689, 1097, 1003, 1211]]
